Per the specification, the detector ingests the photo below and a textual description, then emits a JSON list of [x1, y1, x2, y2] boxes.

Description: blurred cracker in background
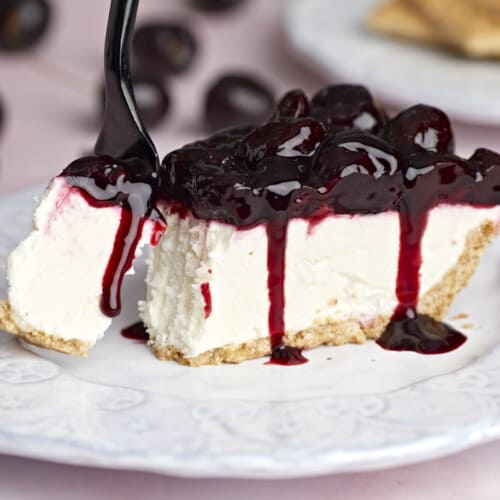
[[367, 0, 500, 58]]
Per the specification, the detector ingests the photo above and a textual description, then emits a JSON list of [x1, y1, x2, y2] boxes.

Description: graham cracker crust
[[0, 301, 90, 357], [153, 219, 497, 366]]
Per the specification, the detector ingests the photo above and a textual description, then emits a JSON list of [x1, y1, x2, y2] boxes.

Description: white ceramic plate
[[2, 186, 500, 478], [285, 0, 500, 125]]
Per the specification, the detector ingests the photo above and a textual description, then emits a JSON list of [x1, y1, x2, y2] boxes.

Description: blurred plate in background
[[285, 0, 500, 125]]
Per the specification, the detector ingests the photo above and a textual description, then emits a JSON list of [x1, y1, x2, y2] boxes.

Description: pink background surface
[[2, 0, 500, 497]]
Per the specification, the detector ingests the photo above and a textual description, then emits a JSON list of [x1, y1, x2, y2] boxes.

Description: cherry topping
[[242, 118, 326, 171], [62, 155, 155, 190], [272, 89, 310, 120], [159, 82, 500, 362], [162, 118, 327, 223], [101, 76, 170, 129], [310, 84, 387, 134], [312, 132, 402, 213], [384, 104, 455, 155], [133, 23, 197, 77], [0, 0, 51, 51], [403, 153, 476, 205], [469, 148, 500, 174], [467, 148, 500, 205], [205, 73, 274, 132], [189, 0, 247, 13], [469, 148, 500, 175]]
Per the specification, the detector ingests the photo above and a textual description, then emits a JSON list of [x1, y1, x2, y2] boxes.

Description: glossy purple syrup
[[377, 207, 467, 354], [266, 221, 286, 348], [392, 206, 429, 320], [63, 156, 157, 317], [159, 84, 500, 360], [200, 282, 212, 318], [377, 314, 466, 354], [265, 221, 308, 365], [376, 151, 477, 353], [101, 206, 144, 316], [121, 321, 149, 343]]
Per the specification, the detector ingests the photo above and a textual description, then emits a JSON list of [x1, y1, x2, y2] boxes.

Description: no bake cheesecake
[[2, 0, 500, 366], [141, 87, 500, 365], [2, 84, 500, 365]]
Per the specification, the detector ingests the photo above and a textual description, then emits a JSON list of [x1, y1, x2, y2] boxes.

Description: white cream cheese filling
[[7, 177, 153, 345]]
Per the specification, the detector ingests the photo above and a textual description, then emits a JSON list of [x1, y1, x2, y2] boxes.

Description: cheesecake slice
[[2, 84, 500, 364], [140, 86, 500, 365], [0, 156, 162, 355], [142, 207, 498, 366]]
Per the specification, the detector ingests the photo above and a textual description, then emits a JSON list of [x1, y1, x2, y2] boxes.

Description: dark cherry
[[244, 118, 327, 211], [468, 148, 500, 205], [190, 124, 255, 149], [272, 89, 310, 120], [205, 73, 274, 132], [402, 153, 476, 205], [101, 76, 170, 129], [133, 23, 197, 77], [0, 0, 51, 51], [384, 104, 455, 155], [161, 117, 327, 223], [188, 0, 247, 13], [241, 118, 327, 179], [311, 132, 403, 213], [310, 84, 387, 135], [469, 148, 500, 175]]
